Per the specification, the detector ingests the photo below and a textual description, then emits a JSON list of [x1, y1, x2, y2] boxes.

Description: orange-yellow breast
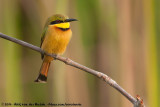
[[41, 25, 72, 55]]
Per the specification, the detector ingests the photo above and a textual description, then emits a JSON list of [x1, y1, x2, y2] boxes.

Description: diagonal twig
[[0, 32, 145, 107]]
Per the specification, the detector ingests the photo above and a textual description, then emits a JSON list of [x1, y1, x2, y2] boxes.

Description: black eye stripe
[[56, 20, 62, 23], [50, 20, 63, 25]]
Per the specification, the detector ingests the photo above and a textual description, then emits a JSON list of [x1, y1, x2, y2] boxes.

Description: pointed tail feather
[[35, 60, 51, 83]]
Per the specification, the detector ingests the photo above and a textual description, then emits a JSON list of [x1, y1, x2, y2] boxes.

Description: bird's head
[[47, 14, 77, 29]]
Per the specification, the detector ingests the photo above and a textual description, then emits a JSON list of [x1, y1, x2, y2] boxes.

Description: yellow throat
[[54, 22, 70, 28]]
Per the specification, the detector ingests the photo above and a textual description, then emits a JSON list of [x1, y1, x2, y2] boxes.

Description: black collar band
[[58, 28, 70, 31]]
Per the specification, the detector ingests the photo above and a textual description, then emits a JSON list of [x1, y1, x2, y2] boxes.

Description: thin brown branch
[[0, 32, 145, 107]]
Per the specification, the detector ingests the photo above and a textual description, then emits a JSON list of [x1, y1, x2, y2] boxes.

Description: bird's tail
[[35, 60, 51, 83]]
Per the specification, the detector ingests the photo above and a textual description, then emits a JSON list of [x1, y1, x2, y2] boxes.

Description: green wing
[[41, 17, 52, 59], [40, 26, 48, 59]]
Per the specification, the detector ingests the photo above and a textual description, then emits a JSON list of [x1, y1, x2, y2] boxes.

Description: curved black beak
[[65, 19, 78, 22]]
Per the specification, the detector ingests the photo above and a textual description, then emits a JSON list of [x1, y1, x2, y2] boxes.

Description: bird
[[35, 14, 77, 83]]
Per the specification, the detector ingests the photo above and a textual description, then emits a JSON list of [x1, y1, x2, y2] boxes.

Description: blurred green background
[[0, 0, 159, 107]]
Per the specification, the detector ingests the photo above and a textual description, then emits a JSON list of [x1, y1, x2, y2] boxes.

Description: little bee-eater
[[35, 14, 77, 83]]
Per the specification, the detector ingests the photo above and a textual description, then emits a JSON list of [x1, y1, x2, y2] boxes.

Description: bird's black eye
[[50, 20, 63, 25], [56, 20, 61, 23]]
